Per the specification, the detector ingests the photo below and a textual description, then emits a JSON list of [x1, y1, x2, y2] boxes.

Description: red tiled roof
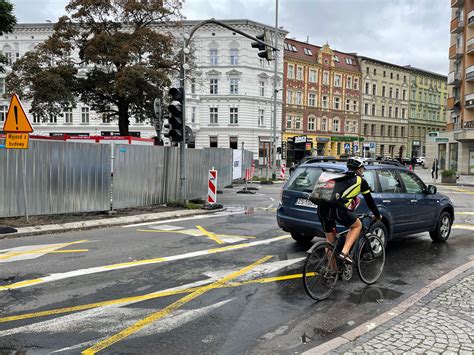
[[284, 38, 361, 73]]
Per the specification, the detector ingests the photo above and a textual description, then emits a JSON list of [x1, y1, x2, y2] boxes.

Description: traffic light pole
[[178, 19, 278, 203], [272, 0, 279, 180]]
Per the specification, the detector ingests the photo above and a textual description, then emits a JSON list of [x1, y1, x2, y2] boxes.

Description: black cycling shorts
[[317, 204, 358, 233]]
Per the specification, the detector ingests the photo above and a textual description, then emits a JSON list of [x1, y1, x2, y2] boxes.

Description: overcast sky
[[11, 0, 451, 75]]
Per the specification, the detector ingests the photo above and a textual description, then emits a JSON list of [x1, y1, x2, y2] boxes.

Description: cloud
[[11, 0, 451, 74]]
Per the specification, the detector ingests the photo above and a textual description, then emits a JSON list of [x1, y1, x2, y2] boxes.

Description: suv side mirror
[[426, 185, 437, 195]]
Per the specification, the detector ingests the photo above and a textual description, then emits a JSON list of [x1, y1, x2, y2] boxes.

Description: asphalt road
[[0, 181, 472, 354]]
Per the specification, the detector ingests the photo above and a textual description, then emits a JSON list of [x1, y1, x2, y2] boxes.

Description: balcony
[[449, 44, 463, 59], [451, 0, 464, 8], [469, 10, 474, 26], [468, 38, 474, 53], [451, 17, 464, 33], [448, 71, 462, 85], [465, 93, 474, 109], [467, 66, 474, 81], [448, 95, 461, 110]]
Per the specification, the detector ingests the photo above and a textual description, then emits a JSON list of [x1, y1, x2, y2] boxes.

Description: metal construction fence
[[0, 139, 253, 217]]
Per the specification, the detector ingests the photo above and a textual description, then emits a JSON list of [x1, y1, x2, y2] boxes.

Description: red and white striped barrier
[[208, 169, 218, 204], [279, 163, 286, 180], [245, 167, 251, 181], [251, 161, 255, 180]]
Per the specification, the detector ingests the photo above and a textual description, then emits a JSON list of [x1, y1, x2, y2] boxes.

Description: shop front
[[330, 136, 363, 157], [285, 135, 313, 165]]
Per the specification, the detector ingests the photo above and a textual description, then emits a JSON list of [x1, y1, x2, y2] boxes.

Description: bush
[[441, 169, 457, 177]]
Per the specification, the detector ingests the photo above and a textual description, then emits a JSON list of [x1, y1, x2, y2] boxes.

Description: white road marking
[[0, 240, 88, 263], [1, 235, 290, 291], [149, 225, 184, 231], [125, 210, 245, 228], [452, 224, 474, 230]]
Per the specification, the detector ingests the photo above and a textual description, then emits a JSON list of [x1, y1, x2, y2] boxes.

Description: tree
[[7, 0, 183, 135], [0, 0, 17, 73]]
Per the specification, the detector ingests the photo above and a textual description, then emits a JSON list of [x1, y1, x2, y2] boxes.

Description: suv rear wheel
[[291, 232, 314, 244], [429, 211, 452, 242]]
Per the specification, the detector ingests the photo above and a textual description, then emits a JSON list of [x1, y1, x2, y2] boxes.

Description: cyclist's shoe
[[337, 252, 353, 264]]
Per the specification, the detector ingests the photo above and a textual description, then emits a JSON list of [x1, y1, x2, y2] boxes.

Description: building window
[[389, 87, 393, 98], [395, 88, 399, 99], [210, 78, 218, 94], [308, 92, 316, 106], [259, 81, 265, 96], [333, 119, 340, 132], [309, 69, 317, 83], [191, 107, 196, 124], [296, 66, 303, 80], [191, 80, 196, 94], [354, 78, 359, 90], [381, 125, 385, 136], [321, 118, 327, 131], [394, 126, 398, 137], [371, 104, 376, 116], [372, 84, 377, 96], [287, 64, 294, 78], [371, 124, 375, 136], [0, 77, 5, 95], [403, 90, 406, 100], [373, 68, 377, 76], [210, 107, 218, 124], [81, 107, 89, 123], [382, 86, 386, 97], [295, 116, 302, 130], [388, 106, 392, 118], [0, 105, 7, 122], [346, 76, 352, 89], [258, 109, 264, 126], [383, 70, 386, 78], [230, 48, 238, 65], [352, 100, 358, 112], [322, 95, 328, 109], [308, 116, 316, 131], [32, 114, 41, 124], [287, 90, 293, 104], [364, 103, 369, 115], [230, 136, 238, 149], [333, 97, 340, 110], [210, 49, 218, 65], [395, 107, 398, 119], [381, 105, 385, 117], [49, 114, 57, 124], [230, 107, 238, 124], [334, 74, 342, 87], [323, 71, 329, 85], [402, 108, 406, 119], [5, 52, 12, 66], [346, 99, 350, 111], [365, 82, 369, 95], [230, 78, 239, 94], [296, 91, 302, 105], [390, 72, 393, 79], [388, 126, 392, 137], [363, 123, 368, 135], [64, 108, 73, 124], [286, 115, 292, 129], [210, 136, 218, 148], [401, 127, 405, 137]]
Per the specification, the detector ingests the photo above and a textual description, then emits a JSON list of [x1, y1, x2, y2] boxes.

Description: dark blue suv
[[277, 161, 455, 246]]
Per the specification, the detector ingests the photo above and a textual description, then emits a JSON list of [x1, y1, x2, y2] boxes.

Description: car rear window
[[287, 167, 343, 192]]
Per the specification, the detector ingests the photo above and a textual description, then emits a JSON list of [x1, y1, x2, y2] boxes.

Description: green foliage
[[6, 0, 184, 133], [166, 200, 202, 209], [441, 169, 457, 177], [0, 0, 17, 73]]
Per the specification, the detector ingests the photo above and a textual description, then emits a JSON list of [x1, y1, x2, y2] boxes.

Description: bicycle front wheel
[[356, 235, 385, 284], [303, 242, 339, 301]]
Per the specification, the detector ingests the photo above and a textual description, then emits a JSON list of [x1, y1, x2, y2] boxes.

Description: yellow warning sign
[[5, 133, 29, 149], [3, 94, 33, 133]]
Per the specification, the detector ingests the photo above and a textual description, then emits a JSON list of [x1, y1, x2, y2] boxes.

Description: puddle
[[347, 286, 403, 304], [389, 279, 407, 286]]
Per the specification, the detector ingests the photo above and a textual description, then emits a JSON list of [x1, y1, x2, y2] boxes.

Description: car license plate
[[295, 198, 317, 208]]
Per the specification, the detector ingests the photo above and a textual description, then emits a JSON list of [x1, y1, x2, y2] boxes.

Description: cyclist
[[317, 157, 381, 264]]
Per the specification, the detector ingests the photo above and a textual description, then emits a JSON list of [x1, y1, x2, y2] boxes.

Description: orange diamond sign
[[3, 94, 33, 133]]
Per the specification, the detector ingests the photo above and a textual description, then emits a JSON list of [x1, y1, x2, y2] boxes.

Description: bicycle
[[303, 214, 386, 301]]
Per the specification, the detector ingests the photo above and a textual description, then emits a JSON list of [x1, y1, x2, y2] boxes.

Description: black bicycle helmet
[[347, 157, 365, 171]]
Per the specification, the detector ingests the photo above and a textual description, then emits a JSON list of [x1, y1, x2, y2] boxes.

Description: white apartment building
[[0, 20, 287, 162]]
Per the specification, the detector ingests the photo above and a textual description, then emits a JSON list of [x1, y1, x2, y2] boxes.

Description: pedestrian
[[411, 156, 417, 171], [289, 162, 296, 176], [431, 158, 439, 182]]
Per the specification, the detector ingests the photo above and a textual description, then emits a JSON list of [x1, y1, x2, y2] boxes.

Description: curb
[[0, 208, 226, 240], [302, 258, 474, 354]]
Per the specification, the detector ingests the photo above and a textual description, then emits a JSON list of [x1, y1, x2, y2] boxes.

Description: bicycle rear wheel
[[356, 234, 385, 284], [303, 242, 339, 300]]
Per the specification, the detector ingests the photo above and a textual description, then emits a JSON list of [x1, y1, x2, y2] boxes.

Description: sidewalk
[[304, 259, 474, 354], [413, 166, 474, 187]]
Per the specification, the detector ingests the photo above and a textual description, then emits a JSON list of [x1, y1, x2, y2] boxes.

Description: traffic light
[[165, 87, 184, 142], [251, 30, 273, 61]]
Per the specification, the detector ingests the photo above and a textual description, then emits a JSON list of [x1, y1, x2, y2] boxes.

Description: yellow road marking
[[0, 272, 310, 324], [137, 229, 254, 240], [196, 225, 225, 244], [0, 240, 89, 261], [82, 255, 273, 354], [0, 279, 44, 291]]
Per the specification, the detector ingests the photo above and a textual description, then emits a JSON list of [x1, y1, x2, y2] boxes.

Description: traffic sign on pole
[[3, 94, 33, 133]]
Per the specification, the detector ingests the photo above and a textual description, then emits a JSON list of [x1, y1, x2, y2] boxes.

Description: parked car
[[416, 156, 426, 166], [277, 161, 454, 246]]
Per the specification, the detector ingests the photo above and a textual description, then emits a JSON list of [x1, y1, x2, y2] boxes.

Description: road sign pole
[[22, 149, 29, 222]]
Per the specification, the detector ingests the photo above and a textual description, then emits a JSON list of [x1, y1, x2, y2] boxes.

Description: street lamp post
[[272, 0, 279, 181]]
